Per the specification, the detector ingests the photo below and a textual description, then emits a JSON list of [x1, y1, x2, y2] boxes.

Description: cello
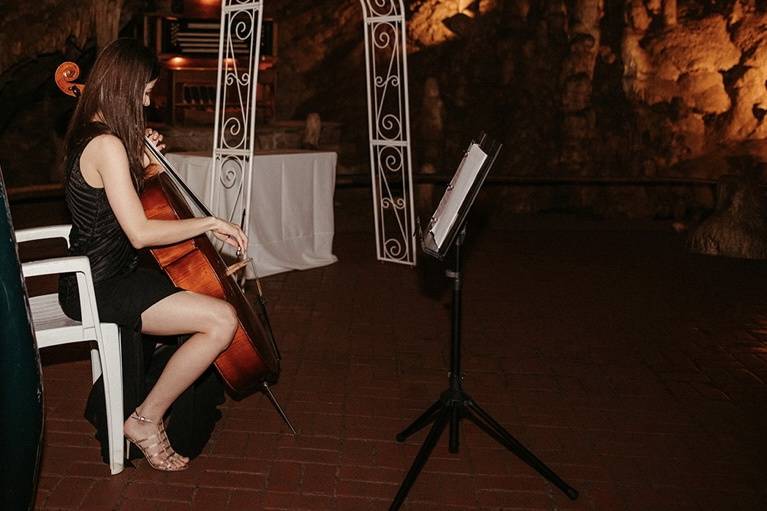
[[54, 62, 294, 432]]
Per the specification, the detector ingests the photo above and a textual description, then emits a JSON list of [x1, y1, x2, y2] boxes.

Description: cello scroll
[[54, 62, 85, 98]]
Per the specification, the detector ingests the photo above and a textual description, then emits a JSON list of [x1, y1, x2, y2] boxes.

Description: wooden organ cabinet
[[143, 6, 276, 125]]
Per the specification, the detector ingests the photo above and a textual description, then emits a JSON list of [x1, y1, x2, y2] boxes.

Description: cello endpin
[[262, 382, 297, 436]]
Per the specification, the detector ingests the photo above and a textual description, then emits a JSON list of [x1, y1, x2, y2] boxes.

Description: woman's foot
[[124, 410, 189, 471]]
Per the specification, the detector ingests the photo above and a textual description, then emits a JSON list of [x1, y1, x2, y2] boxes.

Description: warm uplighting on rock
[[3, 0, 767, 223], [408, 0, 499, 48]]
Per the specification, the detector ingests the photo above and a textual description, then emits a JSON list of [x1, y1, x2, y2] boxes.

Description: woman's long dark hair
[[65, 38, 160, 190]]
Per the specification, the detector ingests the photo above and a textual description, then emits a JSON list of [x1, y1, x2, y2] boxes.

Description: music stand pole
[[389, 223, 578, 510]]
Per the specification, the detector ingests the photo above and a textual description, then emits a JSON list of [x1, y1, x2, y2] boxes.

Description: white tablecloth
[[166, 150, 337, 277]]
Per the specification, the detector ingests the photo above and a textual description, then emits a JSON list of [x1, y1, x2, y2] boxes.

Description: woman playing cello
[[59, 38, 247, 471]]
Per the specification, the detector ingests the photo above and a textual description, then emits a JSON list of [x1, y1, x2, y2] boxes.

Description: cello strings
[[145, 138, 267, 284], [145, 138, 228, 251], [143, 138, 212, 217]]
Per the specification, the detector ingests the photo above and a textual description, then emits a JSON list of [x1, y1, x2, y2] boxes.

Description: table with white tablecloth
[[166, 150, 338, 277]]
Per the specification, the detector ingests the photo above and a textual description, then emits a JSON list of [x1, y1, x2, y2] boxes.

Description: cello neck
[[143, 138, 213, 218]]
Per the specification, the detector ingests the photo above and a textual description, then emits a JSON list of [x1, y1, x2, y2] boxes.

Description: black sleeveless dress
[[58, 123, 224, 463], [58, 122, 179, 329]]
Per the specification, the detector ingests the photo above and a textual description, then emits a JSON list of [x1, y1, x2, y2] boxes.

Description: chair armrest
[[21, 256, 92, 279], [15, 225, 72, 246], [22, 255, 100, 327]]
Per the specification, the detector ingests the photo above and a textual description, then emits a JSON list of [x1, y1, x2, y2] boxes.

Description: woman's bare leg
[[123, 291, 237, 469]]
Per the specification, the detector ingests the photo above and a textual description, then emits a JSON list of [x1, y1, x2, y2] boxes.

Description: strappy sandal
[[125, 411, 189, 471]]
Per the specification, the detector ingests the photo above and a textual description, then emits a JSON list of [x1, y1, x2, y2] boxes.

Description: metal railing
[[334, 173, 720, 188], [6, 174, 722, 204]]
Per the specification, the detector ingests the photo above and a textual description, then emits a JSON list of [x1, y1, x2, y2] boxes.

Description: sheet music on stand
[[422, 133, 502, 259]]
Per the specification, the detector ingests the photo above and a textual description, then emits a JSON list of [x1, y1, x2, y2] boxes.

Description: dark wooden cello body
[[55, 61, 281, 397], [141, 169, 279, 392]]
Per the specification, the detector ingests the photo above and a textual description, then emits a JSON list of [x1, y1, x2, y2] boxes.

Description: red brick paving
[[14, 192, 767, 510]]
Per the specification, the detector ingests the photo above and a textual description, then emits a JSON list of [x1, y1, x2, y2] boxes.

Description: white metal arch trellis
[[359, 0, 417, 265], [209, 0, 416, 266], [209, 0, 264, 259]]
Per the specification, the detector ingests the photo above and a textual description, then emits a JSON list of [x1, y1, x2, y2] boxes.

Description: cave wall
[[0, 0, 129, 75], [3, 0, 767, 220], [0, 0, 139, 187], [397, 0, 767, 218]]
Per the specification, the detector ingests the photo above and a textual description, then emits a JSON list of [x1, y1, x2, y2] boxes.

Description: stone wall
[[0, 0, 130, 76], [3, 0, 767, 220], [0, 0, 138, 186]]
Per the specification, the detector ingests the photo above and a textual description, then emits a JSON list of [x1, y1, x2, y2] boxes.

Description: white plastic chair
[[16, 224, 124, 475]]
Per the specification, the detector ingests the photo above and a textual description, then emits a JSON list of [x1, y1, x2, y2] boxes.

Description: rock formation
[[560, 0, 604, 172], [0, 0, 127, 76], [689, 174, 767, 259], [302, 112, 321, 150], [2, 0, 767, 225]]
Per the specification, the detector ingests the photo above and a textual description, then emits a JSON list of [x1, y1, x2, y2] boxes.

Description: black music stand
[[390, 134, 578, 510]]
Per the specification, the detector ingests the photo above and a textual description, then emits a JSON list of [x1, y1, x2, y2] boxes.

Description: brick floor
[[14, 190, 767, 510]]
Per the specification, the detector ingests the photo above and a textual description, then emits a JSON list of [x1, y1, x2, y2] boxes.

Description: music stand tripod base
[[389, 225, 578, 510]]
